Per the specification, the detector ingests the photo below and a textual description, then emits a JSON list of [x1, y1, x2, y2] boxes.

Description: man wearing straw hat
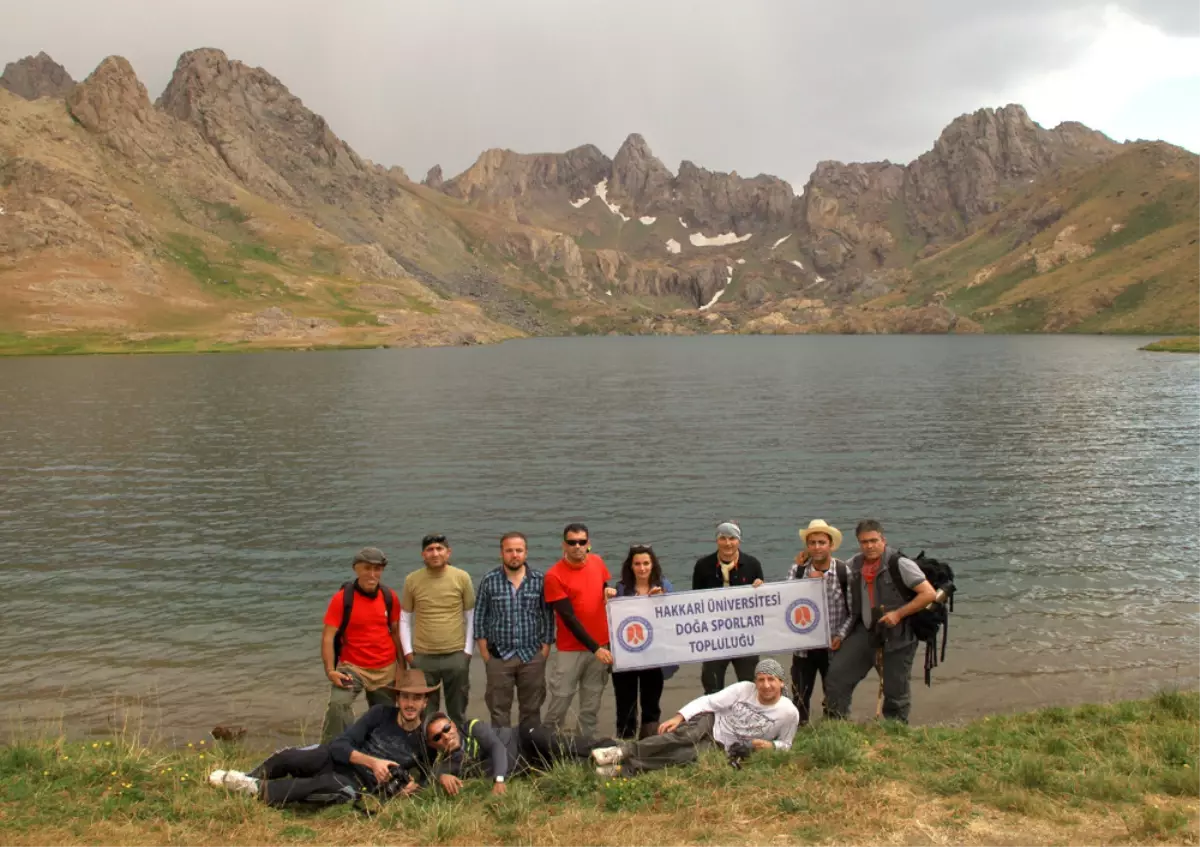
[[209, 669, 439, 806], [788, 519, 853, 725]]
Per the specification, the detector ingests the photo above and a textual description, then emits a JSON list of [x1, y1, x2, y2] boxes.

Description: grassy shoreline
[[1140, 336, 1200, 353], [2, 692, 1197, 846]]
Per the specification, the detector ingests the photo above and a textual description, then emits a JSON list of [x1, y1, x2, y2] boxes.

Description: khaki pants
[[483, 653, 547, 728], [320, 662, 399, 743], [543, 649, 610, 739]]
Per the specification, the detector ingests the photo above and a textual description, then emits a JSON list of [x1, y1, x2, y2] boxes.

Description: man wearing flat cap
[[320, 547, 404, 742], [691, 521, 765, 694]]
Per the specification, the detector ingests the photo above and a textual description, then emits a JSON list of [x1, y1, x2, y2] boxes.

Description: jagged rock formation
[[673, 161, 795, 233], [423, 164, 444, 189], [0, 52, 75, 100], [441, 145, 612, 215], [607, 133, 674, 213], [902, 104, 1119, 240]]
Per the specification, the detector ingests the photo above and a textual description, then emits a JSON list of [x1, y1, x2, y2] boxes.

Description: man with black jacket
[[692, 521, 765, 694], [423, 714, 608, 795], [208, 670, 436, 806]]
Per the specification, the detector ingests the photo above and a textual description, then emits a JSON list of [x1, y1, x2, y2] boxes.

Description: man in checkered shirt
[[787, 520, 853, 725]]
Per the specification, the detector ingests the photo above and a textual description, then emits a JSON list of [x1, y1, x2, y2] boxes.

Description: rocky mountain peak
[[609, 133, 674, 213], [0, 51, 75, 100], [424, 164, 444, 189], [66, 55, 152, 134], [157, 47, 371, 209], [674, 160, 795, 233], [441, 144, 612, 211]]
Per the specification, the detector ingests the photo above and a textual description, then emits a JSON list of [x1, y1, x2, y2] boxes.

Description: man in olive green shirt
[[400, 533, 476, 726]]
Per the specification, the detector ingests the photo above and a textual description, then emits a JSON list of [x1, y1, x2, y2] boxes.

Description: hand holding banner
[[606, 579, 830, 671]]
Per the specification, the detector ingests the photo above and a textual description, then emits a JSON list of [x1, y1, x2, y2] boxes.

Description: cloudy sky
[[3, 0, 1197, 188]]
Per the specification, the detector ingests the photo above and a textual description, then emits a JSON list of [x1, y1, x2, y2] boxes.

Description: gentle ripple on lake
[[0, 335, 1196, 740]]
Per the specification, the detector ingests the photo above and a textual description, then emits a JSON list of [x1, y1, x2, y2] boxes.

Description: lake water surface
[[0, 335, 1196, 742]]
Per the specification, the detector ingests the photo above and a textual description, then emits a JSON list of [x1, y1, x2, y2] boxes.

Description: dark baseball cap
[[421, 534, 449, 550]]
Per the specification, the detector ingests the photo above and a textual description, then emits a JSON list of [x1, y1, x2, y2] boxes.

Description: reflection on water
[[0, 335, 1196, 740]]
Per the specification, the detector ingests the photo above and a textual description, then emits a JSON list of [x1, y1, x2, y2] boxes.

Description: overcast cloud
[[2, 0, 1197, 188]]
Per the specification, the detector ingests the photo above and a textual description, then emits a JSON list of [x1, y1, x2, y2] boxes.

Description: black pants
[[700, 655, 759, 694], [611, 668, 665, 738], [252, 745, 360, 807], [790, 649, 831, 725], [513, 722, 611, 774]]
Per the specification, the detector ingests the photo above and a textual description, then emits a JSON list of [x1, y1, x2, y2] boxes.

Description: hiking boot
[[590, 746, 624, 767], [595, 764, 621, 778], [637, 722, 657, 740], [208, 769, 228, 787]]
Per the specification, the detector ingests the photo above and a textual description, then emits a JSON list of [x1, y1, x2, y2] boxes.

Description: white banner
[[606, 580, 830, 671]]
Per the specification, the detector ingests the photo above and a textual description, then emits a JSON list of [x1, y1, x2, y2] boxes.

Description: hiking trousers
[[411, 651, 471, 727], [611, 667, 665, 739], [321, 675, 396, 743], [700, 655, 759, 694], [790, 648, 831, 725], [618, 712, 716, 774], [823, 624, 919, 723], [544, 648, 610, 739], [483, 653, 547, 728], [253, 745, 360, 807]]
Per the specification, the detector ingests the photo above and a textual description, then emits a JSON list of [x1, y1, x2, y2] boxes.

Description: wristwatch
[[495, 775, 505, 783]]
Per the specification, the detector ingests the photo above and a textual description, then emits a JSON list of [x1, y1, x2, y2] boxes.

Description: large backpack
[[333, 581, 395, 667], [887, 550, 956, 686]]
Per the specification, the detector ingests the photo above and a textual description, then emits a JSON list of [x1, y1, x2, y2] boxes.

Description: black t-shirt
[[328, 704, 427, 787]]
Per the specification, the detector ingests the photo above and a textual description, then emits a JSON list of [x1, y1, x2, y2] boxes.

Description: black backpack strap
[[333, 580, 356, 666], [381, 585, 394, 623], [887, 551, 917, 602], [849, 560, 862, 628], [835, 560, 848, 597]]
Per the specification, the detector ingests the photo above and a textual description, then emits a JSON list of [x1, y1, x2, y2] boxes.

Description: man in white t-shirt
[[590, 659, 799, 776]]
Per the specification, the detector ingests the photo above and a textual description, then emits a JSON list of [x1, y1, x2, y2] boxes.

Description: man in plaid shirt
[[788, 520, 853, 725], [474, 532, 556, 727]]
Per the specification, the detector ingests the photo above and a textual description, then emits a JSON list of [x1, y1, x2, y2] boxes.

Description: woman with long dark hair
[[607, 545, 676, 739]]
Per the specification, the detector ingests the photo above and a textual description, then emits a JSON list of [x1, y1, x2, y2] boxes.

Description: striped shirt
[[787, 558, 852, 656], [473, 566, 555, 663]]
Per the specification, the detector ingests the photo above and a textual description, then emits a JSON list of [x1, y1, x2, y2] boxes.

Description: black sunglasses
[[565, 539, 589, 547], [430, 723, 452, 742], [422, 534, 448, 549], [629, 544, 654, 553]]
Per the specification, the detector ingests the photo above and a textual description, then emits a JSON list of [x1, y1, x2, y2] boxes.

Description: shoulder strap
[[381, 585, 394, 622], [888, 552, 917, 601], [850, 560, 862, 624], [333, 581, 356, 665], [836, 561, 848, 597]]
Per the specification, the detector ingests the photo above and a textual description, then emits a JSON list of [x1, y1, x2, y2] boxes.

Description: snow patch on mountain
[[665, 239, 682, 254], [771, 235, 791, 250], [639, 216, 657, 225], [689, 231, 752, 247], [594, 179, 630, 221], [569, 196, 591, 208], [791, 260, 804, 270], [699, 265, 735, 311]]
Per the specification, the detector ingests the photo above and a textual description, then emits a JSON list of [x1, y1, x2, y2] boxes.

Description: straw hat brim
[[799, 522, 843, 551]]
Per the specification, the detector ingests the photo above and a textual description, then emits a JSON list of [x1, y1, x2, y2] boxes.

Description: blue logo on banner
[[785, 598, 821, 635], [616, 616, 653, 652]]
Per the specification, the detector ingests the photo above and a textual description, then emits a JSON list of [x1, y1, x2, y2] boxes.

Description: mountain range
[[1, 49, 1195, 354]]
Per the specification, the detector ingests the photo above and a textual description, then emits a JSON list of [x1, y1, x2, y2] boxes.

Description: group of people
[[209, 518, 937, 806]]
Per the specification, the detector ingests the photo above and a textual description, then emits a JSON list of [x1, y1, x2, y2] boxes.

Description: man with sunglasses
[[691, 521, 765, 694], [400, 534, 476, 727], [423, 713, 608, 796], [543, 522, 613, 739]]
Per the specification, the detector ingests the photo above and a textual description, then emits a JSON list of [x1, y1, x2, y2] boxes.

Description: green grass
[[1, 692, 1195, 845], [1096, 201, 1173, 251], [1141, 336, 1200, 353]]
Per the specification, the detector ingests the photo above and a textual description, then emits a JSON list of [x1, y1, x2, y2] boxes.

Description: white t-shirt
[[678, 681, 800, 750]]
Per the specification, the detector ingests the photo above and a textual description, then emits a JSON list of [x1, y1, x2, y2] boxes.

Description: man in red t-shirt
[[320, 547, 404, 742], [543, 523, 613, 740]]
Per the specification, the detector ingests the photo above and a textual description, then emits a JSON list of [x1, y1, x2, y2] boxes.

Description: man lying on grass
[[423, 713, 614, 795], [590, 658, 799, 776], [208, 670, 437, 806]]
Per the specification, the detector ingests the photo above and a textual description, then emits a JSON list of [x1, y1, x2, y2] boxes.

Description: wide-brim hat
[[379, 669, 439, 697], [799, 519, 842, 551]]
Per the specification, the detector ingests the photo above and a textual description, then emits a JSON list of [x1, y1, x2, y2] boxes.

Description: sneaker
[[590, 746, 624, 766], [216, 769, 260, 796], [207, 769, 228, 787], [595, 764, 621, 778]]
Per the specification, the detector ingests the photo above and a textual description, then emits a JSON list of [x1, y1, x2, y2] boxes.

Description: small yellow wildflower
[[110, 770, 117, 776], [105, 741, 113, 747], [199, 740, 206, 745], [61, 756, 69, 761], [187, 743, 194, 748], [166, 767, 173, 772], [198, 754, 205, 760], [92, 742, 99, 749], [42, 770, 49, 776]]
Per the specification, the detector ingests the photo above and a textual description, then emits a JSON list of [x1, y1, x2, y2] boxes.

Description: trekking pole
[[871, 605, 886, 719]]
